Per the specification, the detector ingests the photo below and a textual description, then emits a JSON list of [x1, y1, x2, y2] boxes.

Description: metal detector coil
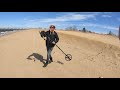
[[65, 54, 72, 61]]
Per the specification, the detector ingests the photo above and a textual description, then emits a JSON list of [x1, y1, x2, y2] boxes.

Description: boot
[[50, 57, 53, 62]]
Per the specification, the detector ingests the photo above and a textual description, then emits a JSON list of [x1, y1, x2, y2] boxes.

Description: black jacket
[[44, 30, 59, 47]]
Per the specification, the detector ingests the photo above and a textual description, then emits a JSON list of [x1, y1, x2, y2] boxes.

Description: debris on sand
[[57, 61, 64, 65]]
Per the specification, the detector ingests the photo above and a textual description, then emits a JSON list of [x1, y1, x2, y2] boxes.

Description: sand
[[0, 29, 120, 78]]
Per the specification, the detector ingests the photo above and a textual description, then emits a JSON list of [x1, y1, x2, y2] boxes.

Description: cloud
[[71, 12, 101, 15], [24, 13, 98, 23], [24, 18, 118, 31], [102, 26, 118, 30], [103, 12, 112, 14], [102, 15, 112, 18], [23, 13, 98, 28], [78, 23, 118, 31], [23, 12, 118, 32], [40, 14, 96, 22]]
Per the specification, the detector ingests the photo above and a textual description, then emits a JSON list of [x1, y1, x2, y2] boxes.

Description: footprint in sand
[[115, 52, 120, 60], [117, 54, 120, 57]]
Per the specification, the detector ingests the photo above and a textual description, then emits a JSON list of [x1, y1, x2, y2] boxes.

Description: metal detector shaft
[[55, 44, 67, 56], [42, 36, 66, 55]]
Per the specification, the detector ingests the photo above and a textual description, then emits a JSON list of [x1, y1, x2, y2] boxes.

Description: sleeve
[[55, 32, 59, 43]]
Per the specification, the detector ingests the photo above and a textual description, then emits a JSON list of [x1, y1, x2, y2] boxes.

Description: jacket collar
[[49, 30, 55, 34]]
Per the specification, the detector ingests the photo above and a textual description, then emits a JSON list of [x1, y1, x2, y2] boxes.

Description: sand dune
[[0, 29, 120, 78]]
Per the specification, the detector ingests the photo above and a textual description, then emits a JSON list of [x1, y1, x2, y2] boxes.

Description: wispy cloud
[[103, 26, 118, 30], [24, 18, 118, 31], [23, 12, 118, 33], [71, 12, 101, 15], [42, 14, 97, 22], [103, 12, 112, 14], [78, 23, 118, 31], [102, 15, 112, 18], [24, 12, 113, 23], [25, 13, 98, 23]]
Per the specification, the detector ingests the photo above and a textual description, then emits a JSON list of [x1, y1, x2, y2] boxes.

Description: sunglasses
[[50, 27, 55, 28]]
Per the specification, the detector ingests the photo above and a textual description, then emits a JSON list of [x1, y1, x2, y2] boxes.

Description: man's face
[[50, 27, 55, 32]]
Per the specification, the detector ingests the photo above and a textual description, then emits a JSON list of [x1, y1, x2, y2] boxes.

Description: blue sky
[[0, 12, 120, 35]]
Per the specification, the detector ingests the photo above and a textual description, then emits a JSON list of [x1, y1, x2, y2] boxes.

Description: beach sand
[[0, 29, 120, 78]]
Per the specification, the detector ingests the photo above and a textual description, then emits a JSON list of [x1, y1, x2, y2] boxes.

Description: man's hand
[[43, 37, 46, 40], [40, 31, 46, 38], [52, 41, 56, 45]]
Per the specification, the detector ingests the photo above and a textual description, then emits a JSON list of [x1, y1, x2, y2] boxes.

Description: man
[[40, 25, 59, 67]]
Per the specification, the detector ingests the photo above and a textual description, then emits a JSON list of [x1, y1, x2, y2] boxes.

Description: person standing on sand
[[40, 25, 59, 67]]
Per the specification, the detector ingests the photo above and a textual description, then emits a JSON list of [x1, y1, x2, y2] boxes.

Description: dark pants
[[46, 46, 54, 61]]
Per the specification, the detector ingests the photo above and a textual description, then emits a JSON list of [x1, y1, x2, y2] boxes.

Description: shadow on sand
[[56, 61, 64, 65], [27, 53, 48, 67]]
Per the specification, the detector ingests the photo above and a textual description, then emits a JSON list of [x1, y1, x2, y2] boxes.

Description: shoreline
[[0, 30, 26, 38]]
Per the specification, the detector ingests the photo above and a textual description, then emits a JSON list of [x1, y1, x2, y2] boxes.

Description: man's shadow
[[27, 53, 47, 67]]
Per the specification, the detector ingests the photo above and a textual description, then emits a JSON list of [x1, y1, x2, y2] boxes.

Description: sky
[[0, 12, 119, 35]]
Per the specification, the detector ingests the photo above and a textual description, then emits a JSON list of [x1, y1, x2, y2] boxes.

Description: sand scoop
[[40, 31, 72, 61]]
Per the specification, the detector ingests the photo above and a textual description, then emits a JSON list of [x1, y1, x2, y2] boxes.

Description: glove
[[52, 41, 56, 45], [40, 31, 46, 37]]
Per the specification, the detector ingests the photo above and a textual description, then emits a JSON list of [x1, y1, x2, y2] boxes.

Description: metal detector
[[40, 31, 72, 61]]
